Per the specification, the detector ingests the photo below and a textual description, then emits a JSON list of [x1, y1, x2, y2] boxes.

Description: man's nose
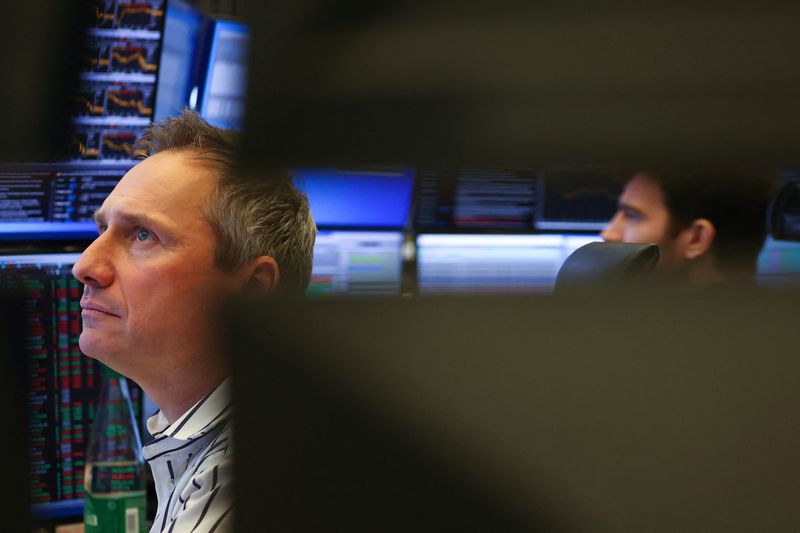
[[72, 236, 114, 288], [601, 213, 623, 242]]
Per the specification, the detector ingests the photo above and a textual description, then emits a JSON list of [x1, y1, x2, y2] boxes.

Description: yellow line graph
[[76, 96, 105, 115], [111, 50, 157, 72], [102, 138, 136, 154], [96, 6, 114, 24], [106, 91, 152, 115], [118, 5, 164, 21]]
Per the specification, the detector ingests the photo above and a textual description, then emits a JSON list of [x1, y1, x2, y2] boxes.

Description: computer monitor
[[153, 0, 204, 121], [309, 231, 405, 297], [757, 237, 800, 286], [198, 19, 249, 130], [416, 234, 598, 294], [415, 169, 537, 231], [295, 168, 414, 229], [536, 169, 624, 231], [73, 0, 165, 163], [0, 252, 142, 521], [0, 164, 125, 241]]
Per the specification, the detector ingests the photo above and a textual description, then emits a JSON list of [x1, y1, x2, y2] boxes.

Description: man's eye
[[97, 225, 108, 234], [622, 208, 641, 220], [136, 229, 152, 242]]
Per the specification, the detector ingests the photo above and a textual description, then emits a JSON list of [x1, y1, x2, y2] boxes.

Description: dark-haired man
[[73, 110, 316, 532], [602, 171, 772, 284]]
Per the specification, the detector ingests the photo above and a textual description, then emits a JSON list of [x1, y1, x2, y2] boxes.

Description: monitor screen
[[309, 231, 405, 297], [415, 169, 537, 231], [757, 237, 800, 286], [416, 234, 598, 294], [295, 168, 415, 229], [154, 0, 204, 121], [536, 169, 624, 231], [199, 19, 249, 129], [0, 252, 142, 520], [75, 0, 165, 163], [0, 165, 123, 240]]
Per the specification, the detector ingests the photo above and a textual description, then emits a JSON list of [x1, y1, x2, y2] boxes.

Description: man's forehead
[[113, 152, 215, 205], [620, 174, 667, 209]]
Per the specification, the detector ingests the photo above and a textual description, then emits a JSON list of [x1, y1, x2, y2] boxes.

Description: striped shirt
[[143, 377, 234, 533]]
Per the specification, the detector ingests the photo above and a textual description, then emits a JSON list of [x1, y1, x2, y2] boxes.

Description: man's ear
[[682, 218, 716, 260], [240, 256, 280, 298]]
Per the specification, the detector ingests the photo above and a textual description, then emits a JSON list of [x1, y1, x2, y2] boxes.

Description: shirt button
[[167, 481, 175, 491]]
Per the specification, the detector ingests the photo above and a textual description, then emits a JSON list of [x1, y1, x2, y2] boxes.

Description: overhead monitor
[[308, 231, 405, 297], [199, 19, 249, 129], [0, 164, 124, 241], [72, 0, 165, 164], [416, 234, 598, 294], [295, 168, 415, 229], [154, 0, 205, 121]]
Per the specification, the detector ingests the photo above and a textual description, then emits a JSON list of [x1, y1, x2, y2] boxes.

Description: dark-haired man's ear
[[241, 256, 280, 298], [682, 218, 716, 260]]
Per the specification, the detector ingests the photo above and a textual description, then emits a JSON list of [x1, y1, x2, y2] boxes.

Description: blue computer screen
[[198, 19, 249, 129], [154, 0, 204, 121], [294, 168, 415, 229]]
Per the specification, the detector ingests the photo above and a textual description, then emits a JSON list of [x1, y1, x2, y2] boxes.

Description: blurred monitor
[[0, 252, 142, 521], [309, 231, 404, 297], [295, 168, 414, 229], [0, 164, 125, 241], [536, 169, 624, 231], [415, 169, 536, 231], [154, 0, 204, 121], [198, 19, 250, 129], [72, 0, 165, 164], [757, 237, 800, 286], [416, 234, 597, 294]]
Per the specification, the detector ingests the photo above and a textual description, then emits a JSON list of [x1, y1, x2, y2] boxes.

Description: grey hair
[[137, 109, 317, 295]]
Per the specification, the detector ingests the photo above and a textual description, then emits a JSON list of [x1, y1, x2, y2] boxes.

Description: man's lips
[[80, 301, 120, 317]]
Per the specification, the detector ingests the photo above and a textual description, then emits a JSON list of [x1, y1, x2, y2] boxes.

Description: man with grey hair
[[72, 110, 316, 532]]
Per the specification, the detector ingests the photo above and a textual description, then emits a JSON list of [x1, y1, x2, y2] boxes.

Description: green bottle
[[84, 365, 146, 533]]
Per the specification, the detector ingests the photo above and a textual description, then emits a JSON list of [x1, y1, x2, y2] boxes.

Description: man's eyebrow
[[92, 209, 172, 232]]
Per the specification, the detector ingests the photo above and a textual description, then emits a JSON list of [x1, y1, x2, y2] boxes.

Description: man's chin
[[78, 332, 118, 363]]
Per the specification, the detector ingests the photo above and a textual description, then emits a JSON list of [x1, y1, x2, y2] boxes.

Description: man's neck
[[139, 365, 230, 424]]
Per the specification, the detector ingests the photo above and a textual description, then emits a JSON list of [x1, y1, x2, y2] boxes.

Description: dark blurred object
[[768, 180, 800, 241], [0, 291, 31, 531], [0, 2, 92, 162], [555, 242, 659, 292], [230, 291, 800, 532], [242, 1, 800, 169]]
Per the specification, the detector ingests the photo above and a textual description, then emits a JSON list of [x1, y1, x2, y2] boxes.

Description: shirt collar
[[146, 376, 233, 442]]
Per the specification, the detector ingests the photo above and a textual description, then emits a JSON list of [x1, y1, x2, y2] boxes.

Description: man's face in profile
[[72, 150, 240, 378], [601, 173, 684, 267]]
